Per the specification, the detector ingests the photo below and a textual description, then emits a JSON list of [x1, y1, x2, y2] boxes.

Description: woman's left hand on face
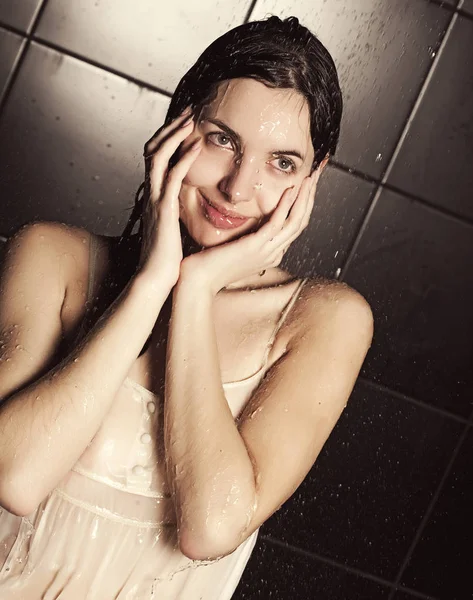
[[179, 170, 320, 294]]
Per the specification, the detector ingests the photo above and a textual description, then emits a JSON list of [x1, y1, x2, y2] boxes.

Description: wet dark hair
[[120, 15, 343, 244]]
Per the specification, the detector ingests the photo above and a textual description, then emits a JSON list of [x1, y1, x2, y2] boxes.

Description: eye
[[208, 132, 234, 150], [271, 156, 296, 174]]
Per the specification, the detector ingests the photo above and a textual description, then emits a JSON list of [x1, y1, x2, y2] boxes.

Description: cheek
[[257, 177, 296, 214], [182, 150, 228, 186]]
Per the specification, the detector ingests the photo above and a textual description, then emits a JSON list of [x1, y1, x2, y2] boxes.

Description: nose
[[218, 156, 261, 205]]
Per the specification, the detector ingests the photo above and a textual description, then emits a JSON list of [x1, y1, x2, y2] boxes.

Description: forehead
[[202, 78, 312, 155]]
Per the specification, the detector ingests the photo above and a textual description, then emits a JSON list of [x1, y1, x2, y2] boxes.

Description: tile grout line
[[358, 376, 472, 426], [387, 420, 471, 600], [379, 10, 457, 188], [331, 159, 473, 230], [0, 20, 26, 37], [338, 8, 458, 281], [0, 36, 26, 107], [393, 587, 440, 600], [32, 35, 173, 98], [262, 534, 439, 599], [0, 0, 50, 115], [243, 0, 259, 24], [261, 534, 398, 590]]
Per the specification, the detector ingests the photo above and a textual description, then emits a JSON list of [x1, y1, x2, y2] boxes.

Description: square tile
[[387, 16, 473, 221], [0, 27, 25, 100], [343, 188, 473, 417], [282, 165, 375, 279], [233, 537, 391, 599], [400, 428, 473, 600], [0, 0, 42, 32], [36, 0, 252, 93], [259, 380, 462, 580], [251, 0, 450, 179], [0, 42, 168, 237]]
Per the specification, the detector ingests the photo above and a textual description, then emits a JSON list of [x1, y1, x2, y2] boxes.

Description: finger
[[147, 117, 195, 165], [145, 106, 193, 154], [148, 123, 197, 202], [271, 177, 312, 244], [287, 176, 312, 222], [254, 187, 296, 248], [258, 185, 298, 241], [284, 177, 316, 248], [144, 106, 193, 156], [160, 139, 202, 211]]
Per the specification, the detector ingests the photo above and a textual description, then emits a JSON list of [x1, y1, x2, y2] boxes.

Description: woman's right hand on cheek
[[137, 108, 202, 288]]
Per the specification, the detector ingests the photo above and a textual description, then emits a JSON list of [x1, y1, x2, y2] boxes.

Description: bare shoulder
[[6, 220, 95, 305], [8, 220, 91, 262], [0, 222, 96, 401], [295, 276, 374, 341]]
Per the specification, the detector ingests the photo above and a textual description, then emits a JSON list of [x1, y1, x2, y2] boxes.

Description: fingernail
[[181, 116, 194, 127], [182, 106, 192, 117]]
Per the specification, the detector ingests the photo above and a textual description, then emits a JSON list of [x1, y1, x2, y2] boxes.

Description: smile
[[199, 191, 251, 230]]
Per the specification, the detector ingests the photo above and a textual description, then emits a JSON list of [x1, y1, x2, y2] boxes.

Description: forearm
[[0, 271, 171, 513], [164, 276, 256, 558]]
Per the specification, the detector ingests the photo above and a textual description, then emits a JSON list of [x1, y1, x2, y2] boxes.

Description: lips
[[199, 191, 251, 230]]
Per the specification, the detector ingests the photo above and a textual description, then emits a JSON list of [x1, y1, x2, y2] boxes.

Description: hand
[[179, 171, 321, 294], [137, 107, 202, 288]]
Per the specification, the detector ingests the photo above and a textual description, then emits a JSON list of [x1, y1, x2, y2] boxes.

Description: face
[[177, 78, 317, 247]]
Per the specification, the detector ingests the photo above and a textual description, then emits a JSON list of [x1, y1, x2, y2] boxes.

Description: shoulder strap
[[261, 277, 309, 365]]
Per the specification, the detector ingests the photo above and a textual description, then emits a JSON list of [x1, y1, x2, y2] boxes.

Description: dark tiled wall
[[0, 1, 472, 599]]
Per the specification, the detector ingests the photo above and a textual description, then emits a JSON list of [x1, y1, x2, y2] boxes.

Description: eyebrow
[[203, 118, 306, 162]]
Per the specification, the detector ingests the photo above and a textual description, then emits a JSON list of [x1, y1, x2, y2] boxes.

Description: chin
[[180, 217, 245, 249]]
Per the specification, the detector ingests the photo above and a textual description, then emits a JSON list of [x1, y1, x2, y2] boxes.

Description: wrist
[[132, 268, 176, 301], [175, 269, 218, 299]]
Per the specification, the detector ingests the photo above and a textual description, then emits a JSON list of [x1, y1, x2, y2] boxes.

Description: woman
[[0, 15, 373, 600]]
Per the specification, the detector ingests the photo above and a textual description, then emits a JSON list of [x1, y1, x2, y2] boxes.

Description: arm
[[164, 276, 373, 561], [164, 278, 256, 560], [0, 222, 171, 515]]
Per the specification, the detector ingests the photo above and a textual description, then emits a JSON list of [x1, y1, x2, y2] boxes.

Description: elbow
[[0, 470, 40, 517], [178, 524, 243, 561], [177, 489, 257, 561]]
